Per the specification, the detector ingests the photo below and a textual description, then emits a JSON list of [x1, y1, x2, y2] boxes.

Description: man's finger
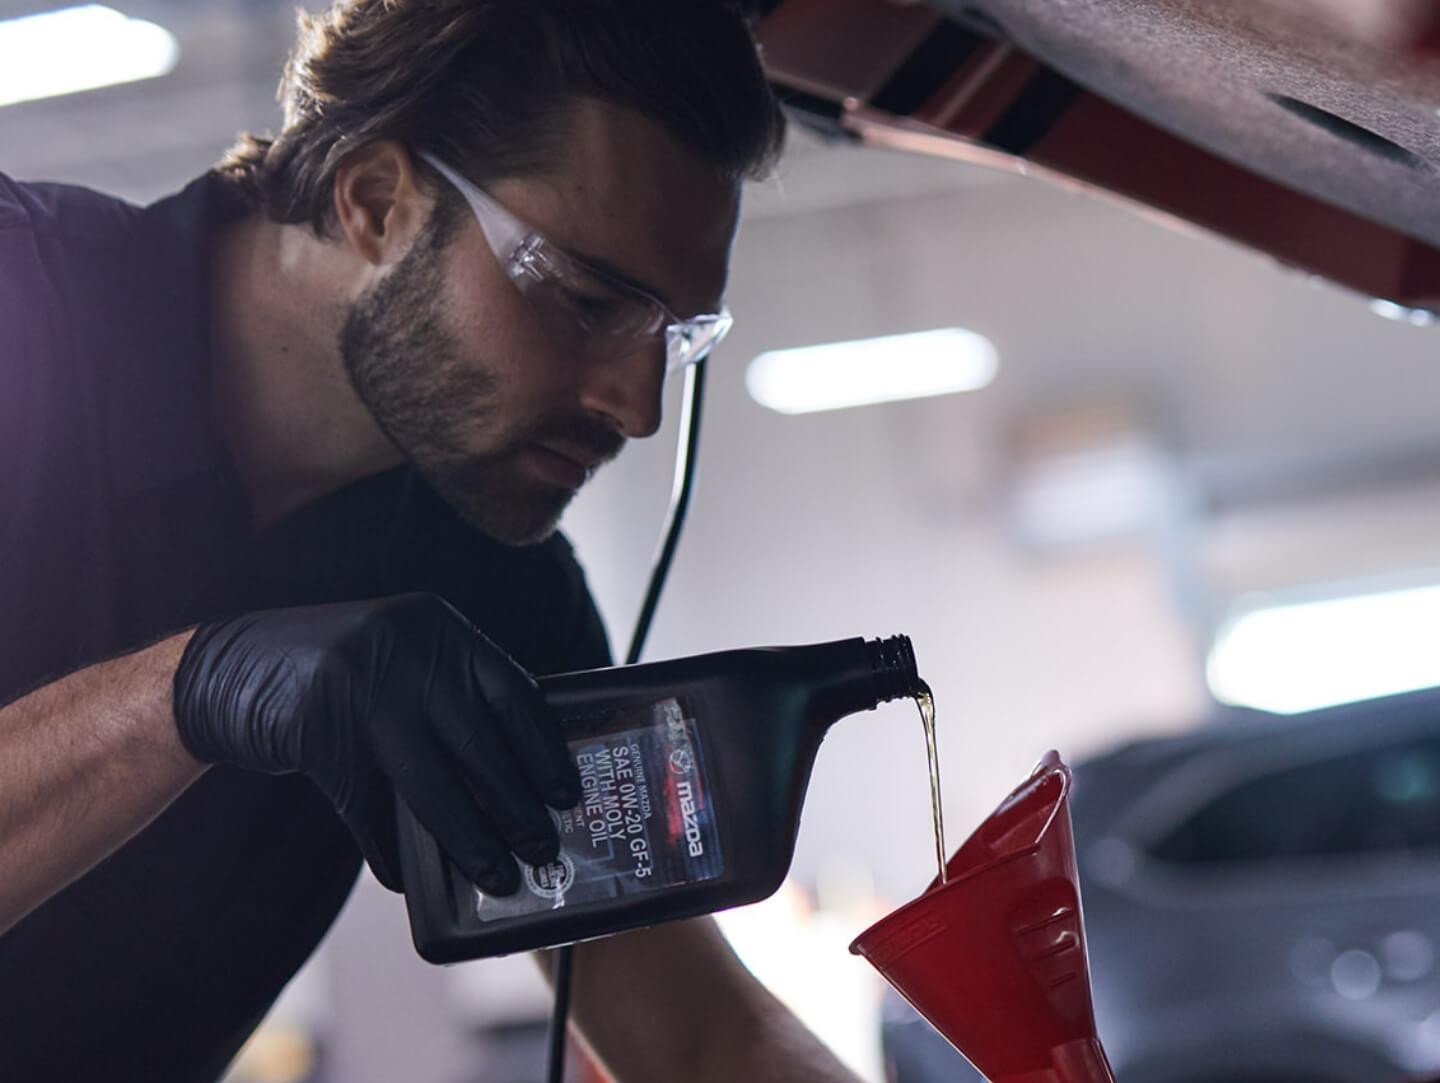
[[372, 724, 521, 895], [468, 636, 581, 809], [427, 678, 563, 868], [344, 787, 405, 892]]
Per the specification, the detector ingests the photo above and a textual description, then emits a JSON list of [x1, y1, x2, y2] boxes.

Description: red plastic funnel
[[851, 751, 1115, 1083]]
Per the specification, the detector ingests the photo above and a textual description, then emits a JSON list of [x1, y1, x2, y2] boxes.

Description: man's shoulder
[[0, 171, 142, 247]]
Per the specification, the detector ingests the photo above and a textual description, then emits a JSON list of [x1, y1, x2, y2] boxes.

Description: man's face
[[340, 100, 741, 544]]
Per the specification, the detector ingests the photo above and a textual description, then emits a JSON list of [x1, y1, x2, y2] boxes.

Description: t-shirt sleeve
[[0, 186, 112, 699], [0, 218, 50, 521]]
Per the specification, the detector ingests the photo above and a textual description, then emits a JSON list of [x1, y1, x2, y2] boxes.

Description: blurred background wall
[[8, 2, 1440, 1081]]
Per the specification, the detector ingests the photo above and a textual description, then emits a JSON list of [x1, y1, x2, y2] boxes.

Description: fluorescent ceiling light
[[746, 328, 997, 415], [1207, 582, 1440, 714], [0, 5, 179, 109]]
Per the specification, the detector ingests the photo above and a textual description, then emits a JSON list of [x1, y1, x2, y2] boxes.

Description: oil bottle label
[[473, 697, 724, 921]]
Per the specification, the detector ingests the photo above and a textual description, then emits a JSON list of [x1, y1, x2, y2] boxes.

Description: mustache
[[531, 415, 626, 466]]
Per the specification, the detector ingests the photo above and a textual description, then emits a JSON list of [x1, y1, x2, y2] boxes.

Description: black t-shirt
[[0, 171, 612, 1080]]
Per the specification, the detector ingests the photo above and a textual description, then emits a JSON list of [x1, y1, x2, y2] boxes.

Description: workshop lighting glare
[[1207, 583, 1440, 714], [746, 328, 997, 415], [1369, 298, 1438, 326], [0, 5, 179, 108]]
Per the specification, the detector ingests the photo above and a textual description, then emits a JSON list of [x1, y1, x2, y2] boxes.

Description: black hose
[[544, 357, 709, 1083]]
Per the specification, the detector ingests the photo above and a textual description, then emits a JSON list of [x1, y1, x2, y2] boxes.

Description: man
[[0, 1, 863, 1079]]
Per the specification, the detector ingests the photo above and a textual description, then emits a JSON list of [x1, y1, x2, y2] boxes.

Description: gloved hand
[[172, 593, 581, 894]]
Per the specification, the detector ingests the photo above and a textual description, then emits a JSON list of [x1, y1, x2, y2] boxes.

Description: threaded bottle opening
[[866, 635, 921, 703]]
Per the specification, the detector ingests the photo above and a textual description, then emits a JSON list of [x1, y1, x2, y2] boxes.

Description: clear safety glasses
[[419, 152, 733, 372]]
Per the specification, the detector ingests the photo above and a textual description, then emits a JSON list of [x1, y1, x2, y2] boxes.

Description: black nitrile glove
[[172, 593, 582, 894]]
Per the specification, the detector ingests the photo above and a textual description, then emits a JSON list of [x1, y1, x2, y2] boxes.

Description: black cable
[[544, 943, 575, 1083], [544, 357, 709, 1083], [627, 357, 708, 667]]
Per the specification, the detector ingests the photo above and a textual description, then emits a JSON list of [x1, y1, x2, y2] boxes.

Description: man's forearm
[[547, 917, 863, 1083], [0, 630, 206, 935]]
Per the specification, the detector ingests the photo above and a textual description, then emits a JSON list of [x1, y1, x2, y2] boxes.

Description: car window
[[1148, 738, 1440, 865]]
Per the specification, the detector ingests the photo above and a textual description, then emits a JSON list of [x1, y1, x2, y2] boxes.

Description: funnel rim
[[982, 753, 1070, 856]]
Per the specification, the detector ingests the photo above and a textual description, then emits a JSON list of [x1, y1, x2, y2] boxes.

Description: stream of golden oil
[[916, 681, 947, 884]]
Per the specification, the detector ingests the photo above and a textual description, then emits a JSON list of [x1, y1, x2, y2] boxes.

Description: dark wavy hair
[[216, 0, 787, 237]]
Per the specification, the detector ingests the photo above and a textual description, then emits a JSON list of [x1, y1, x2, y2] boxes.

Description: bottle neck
[[798, 635, 922, 730], [865, 635, 922, 704]]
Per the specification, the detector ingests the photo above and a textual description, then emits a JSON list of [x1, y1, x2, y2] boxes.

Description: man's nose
[[579, 341, 666, 439]]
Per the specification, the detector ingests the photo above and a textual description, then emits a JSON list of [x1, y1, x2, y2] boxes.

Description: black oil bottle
[[398, 635, 922, 962]]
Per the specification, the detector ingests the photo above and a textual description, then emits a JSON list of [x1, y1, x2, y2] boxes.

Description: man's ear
[[332, 140, 431, 267]]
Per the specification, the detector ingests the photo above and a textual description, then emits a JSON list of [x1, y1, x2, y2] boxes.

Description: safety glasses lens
[[512, 241, 731, 370]]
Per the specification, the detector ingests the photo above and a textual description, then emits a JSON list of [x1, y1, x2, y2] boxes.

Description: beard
[[338, 219, 622, 545]]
